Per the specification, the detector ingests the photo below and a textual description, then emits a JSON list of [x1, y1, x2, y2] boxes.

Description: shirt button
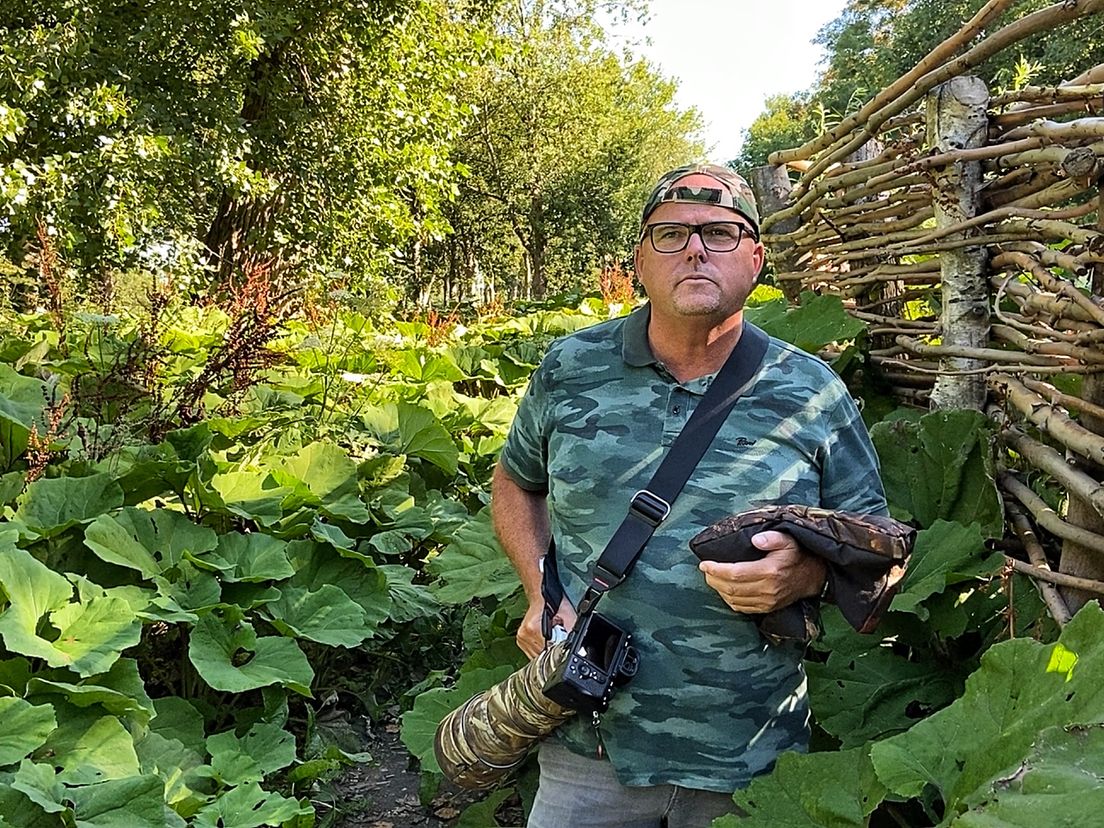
[[672, 405, 682, 415]]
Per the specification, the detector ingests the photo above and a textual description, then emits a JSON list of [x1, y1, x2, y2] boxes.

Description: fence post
[[1060, 179, 1104, 611], [925, 76, 990, 411], [750, 165, 802, 302]]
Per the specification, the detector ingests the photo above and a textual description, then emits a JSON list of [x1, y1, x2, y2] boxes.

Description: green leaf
[[207, 723, 297, 786], [193, 783, 308, 828], [197, 532, 295, 583], [891, 521, 1002, 620], [9, 760, 66, 814], [286, 542, 391, 629], [83, 508, 217, 578], [400, 666, 515, 774], [150, 697, 206, 756], [264, 584, 371, 647], [361, 402, 459, 474], [27, 658, 154, 725], [188, 612, 313, 696], [747, 292, 866, 352], [0, 364, 49, 469], [456, 787, 513, 827], [68, 774, 166, 828], [273, 441, 371, 523], [14, 474, 124, 539], [209, 471, 290, 526], [40, 711, 140, 784], [426, 508, 519, 604], [954, 723, 1104, 827], [870, 410, 1003, 537], [379, 564, 439, 622], [870, 604, 1104, 815], [0, 699, 56, 765], [714, 747, 886, 827]]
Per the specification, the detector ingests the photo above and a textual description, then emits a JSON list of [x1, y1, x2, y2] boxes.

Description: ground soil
[[327, 713, 523, 828]]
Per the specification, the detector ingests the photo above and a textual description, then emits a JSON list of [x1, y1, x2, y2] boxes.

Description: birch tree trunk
[[926, 76, 991, 411], [750, 165, 801, 301]]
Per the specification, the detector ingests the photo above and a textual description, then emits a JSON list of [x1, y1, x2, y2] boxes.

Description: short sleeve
[[498, 357, 552, 492], [819, 392, 888, 516]]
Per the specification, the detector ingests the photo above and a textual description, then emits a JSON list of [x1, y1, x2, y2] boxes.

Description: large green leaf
[[746, 292, 866, 353], [207, 723, 297, 786], [14, 474, 124, 539], [27, 658, 154, 725], [361, 402, 458, 474], [953, 724, 1104, 827], [192, 783, 308, 828], [286, 542, 391, 629], [870, 604, 1104, 817], [264, 584, 371, 648], [807, 610, 958, 747], [0, 545, 140, 676], [870, 410, 1003, 537], [272, 441, 372, 523], [399, 665, 515, 774], [890, 521, 1002, 620], [149, 697, 206, 756], [0, 699, 56, 766], [0, 364, 49, 470], [83, 508, 217, 578], [188, 613, 313, 696], [39, 711, 140, 784], [9, 760, 66, 814], [67, 774, 167, 828], [713, 747, 886, 827], [194, 532, 295, 583], [379, 564, 439, 622], [426, 508, 519, 604], [209, 471, 290, 526]]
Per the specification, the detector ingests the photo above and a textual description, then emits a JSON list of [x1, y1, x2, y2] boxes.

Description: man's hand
[[698, 530, 827, 614], [517, 596, 578, 660]]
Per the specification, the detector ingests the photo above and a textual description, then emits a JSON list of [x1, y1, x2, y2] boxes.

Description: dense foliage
[[731, 0, 1104, 173]]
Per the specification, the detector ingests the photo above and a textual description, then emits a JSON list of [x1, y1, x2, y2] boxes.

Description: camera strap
[[541, 321, 770, 629]]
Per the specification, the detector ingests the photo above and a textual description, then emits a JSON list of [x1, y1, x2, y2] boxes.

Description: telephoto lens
[[434, 642, 575, 790]]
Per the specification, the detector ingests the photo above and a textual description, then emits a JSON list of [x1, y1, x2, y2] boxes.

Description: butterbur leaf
[[193, 783, 308, 828], [361, 402, 458, 474], [746, 292, 866, 352], [207, 723, 296, 786], [0, 698, 56, 765], [274, 441, 372, 523], [150, 697, 206, 755], [27, 657, 155, 725], [188, 613, 313, 696], [954, 723, 1104, 827], [870, 604, 1104, 815], [10, 760, 66, 814], [83, 508, 217, 578], [198, 532, 295, 583], [286, 543, 391, 628], [67, 774, 166, 827], [264, 584, 371, 647], [14, 474, 124, 538], [209, 471, 290, 526], [890, 521, 1001, 620], [714, 747, 886, 827], [426, 508, 518, 604], [40, 711, 141, 784], [870, 409, 1003, 536], [379, 564, 439, 622]]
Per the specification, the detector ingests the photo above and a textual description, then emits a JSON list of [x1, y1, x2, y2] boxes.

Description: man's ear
[[752, 241, 766, 278], [632, 244, 642, 279]]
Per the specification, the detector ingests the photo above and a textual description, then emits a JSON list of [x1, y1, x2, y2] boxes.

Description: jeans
[[526, 742, 745, 828]]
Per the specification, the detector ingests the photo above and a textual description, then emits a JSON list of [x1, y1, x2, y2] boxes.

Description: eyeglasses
[[643, 222, 757, 254]]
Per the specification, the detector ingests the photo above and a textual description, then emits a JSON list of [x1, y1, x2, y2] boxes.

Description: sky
[[605, 0, 850, 163]]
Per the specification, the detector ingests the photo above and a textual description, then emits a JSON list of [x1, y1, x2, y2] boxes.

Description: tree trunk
[[926, 76, 990, 411], [750, 164, 802, 302]]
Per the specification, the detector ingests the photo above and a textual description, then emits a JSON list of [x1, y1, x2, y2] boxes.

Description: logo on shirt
[[734, 437, 757, 448]]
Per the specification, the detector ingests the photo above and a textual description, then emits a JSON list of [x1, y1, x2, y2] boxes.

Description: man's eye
[[706, 226, 738, 240], [656, 227, 685, 241]]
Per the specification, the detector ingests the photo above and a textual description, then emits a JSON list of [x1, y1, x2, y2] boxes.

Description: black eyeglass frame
[[641, 221, 759, 254]]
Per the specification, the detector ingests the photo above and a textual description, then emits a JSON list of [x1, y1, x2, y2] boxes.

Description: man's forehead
[[646, 200, 745, 223]]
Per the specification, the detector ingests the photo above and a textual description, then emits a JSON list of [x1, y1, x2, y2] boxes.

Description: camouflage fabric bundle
[[690, 505, 914, 642], [435, 642, 576, 790]]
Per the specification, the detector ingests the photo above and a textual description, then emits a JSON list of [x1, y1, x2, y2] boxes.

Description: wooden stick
[[1002, 473, 1104, 553], [991, 83, 1104, 106], [1006, 557, 1104, 595], [1022, 377, 1104, 421], [992, 372, 1104, 466], [996, 419, 1104, 518], [897, 336, 1064, 366], [1003, 496, 1073, 626], [991, 325, 1104, 364]]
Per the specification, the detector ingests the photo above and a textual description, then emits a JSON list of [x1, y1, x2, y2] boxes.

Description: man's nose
[[684, 228, 708, 257]]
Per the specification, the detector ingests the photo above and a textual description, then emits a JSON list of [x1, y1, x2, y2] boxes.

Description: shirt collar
[[622, 304, 656, 367]]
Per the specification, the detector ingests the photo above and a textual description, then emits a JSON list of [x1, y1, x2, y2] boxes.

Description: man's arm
[[491, 461, 576, 658]]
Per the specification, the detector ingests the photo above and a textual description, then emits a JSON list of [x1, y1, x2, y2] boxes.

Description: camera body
[[542, 611, 638, 712]]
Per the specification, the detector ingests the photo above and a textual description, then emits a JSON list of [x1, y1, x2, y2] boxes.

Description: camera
[[542, 611, 639, 712]]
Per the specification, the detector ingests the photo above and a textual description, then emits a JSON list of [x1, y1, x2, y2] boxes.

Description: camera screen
[[578, 614, 623, 673]]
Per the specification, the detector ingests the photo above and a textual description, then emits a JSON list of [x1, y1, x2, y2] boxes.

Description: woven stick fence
[[749, 0, 1104, 627]]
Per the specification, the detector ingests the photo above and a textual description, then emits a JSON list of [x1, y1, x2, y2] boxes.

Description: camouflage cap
[[641, 164, 759, 236]]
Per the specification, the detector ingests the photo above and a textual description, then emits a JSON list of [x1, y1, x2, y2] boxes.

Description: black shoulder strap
[[541, 322, 770, 629]]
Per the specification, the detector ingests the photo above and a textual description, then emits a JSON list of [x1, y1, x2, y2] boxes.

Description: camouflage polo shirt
[[498, 304, 888, 792]]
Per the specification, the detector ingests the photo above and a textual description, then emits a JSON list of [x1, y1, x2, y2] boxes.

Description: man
[[492, 164, 887, 827]]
